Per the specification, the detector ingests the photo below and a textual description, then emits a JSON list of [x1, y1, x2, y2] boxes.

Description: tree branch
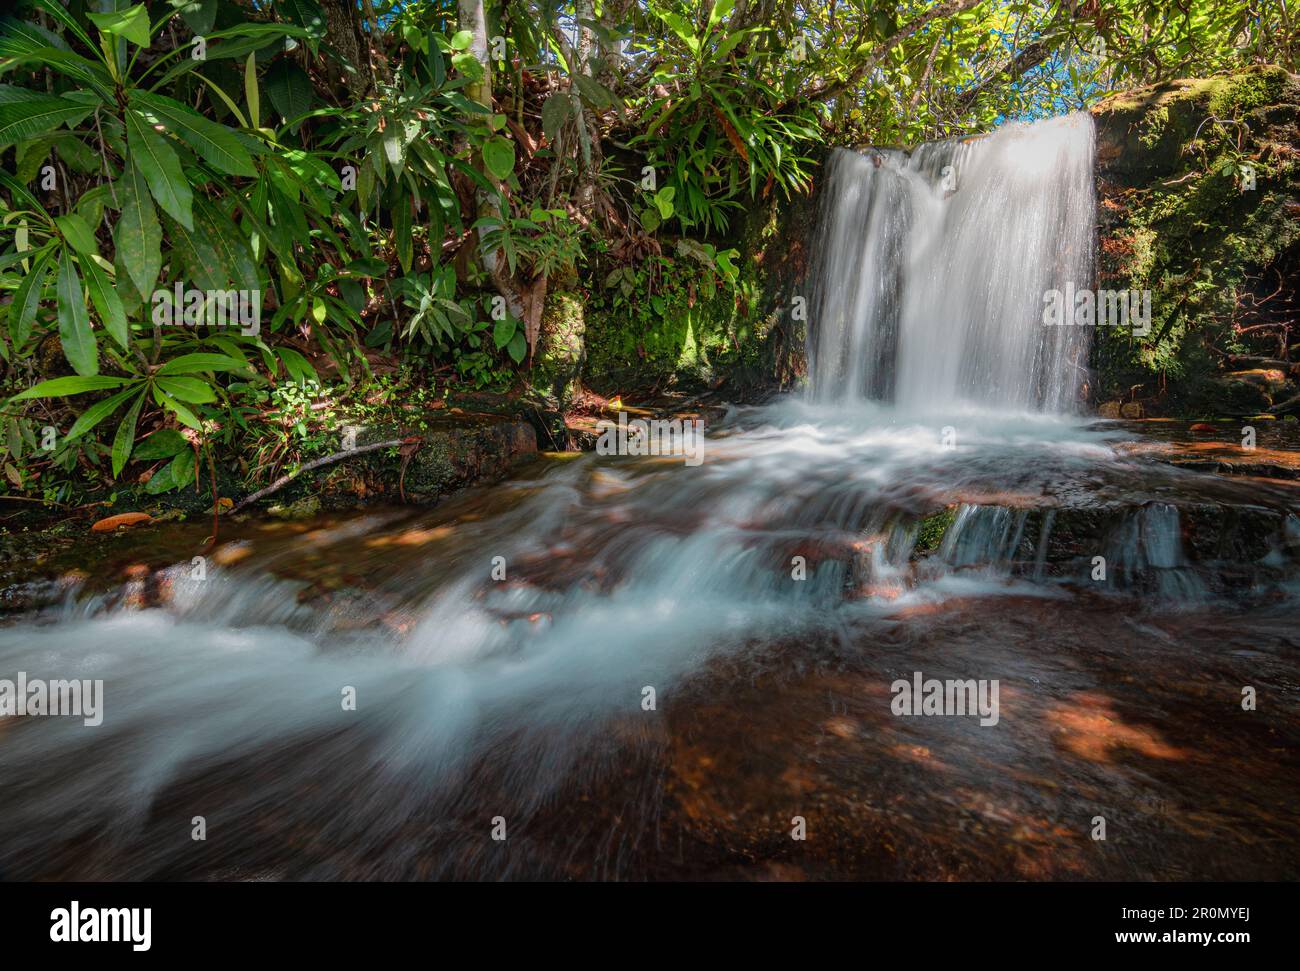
[[782, 0, 982, 113], [230, 438, 419, 514]]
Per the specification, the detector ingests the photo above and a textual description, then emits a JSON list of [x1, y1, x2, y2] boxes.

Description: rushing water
[[807, 113, 1096, 411], [1, 115, 1297, 880]]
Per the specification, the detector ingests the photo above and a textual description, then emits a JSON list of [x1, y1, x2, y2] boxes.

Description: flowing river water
[[1, 116, 1298, 881]]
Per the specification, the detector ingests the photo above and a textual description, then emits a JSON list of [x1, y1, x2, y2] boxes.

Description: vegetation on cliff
[[1093, 66, 1300, 417], [0, 0, 1294, 512]]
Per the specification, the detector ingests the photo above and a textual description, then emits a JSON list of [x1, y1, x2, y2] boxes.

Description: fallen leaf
[[91, 512, 154, 533]]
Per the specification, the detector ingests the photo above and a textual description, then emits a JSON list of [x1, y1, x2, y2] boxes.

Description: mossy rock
[[912, 506, 957, 555], [531, 290, 587, 407], [1091, 67, 1300, 416], [399, 415, 537, 499], [267, 496, 322, 520]]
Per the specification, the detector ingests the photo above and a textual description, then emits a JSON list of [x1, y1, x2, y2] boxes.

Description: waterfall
[[806, 112, 1096, 412]]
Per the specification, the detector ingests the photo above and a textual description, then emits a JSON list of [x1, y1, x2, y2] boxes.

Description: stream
[[0, 114, 1297, 881]]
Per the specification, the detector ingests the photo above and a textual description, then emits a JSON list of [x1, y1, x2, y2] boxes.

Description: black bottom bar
[[1, 881, 1281, 957]]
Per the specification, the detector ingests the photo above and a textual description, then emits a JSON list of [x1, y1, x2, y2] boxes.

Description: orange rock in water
[[91, 512, 153, 533], [1190, 423, 1216, 434]]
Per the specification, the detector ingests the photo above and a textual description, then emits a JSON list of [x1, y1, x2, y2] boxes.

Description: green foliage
[[630, 2, 818, 232], [0, 0, 513, 501]]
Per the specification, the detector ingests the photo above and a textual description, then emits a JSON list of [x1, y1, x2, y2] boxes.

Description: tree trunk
[[320, 0, 373, 100]]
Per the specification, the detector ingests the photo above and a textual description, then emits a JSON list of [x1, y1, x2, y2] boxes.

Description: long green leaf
[[151, 384, 202, 430], [54, 213, 98, 255], [156, 376, 217, 403], [0, 97, 90, 147], [125, 108, 193, 230], [164, 211, 226, 292], [55, 250, 97, 376], [244, 53, 260, 130], [12, 375, 130, 400], [0, 18, 111, 94], [133, 428, 187, 460], [131, 91, 256, 177], [66, 385, 136, 440], [194, 196, 259, 291], [0, 169, 51, 220], [111, 388, 146, 476], [264, 59, 313, 124], [26, 0, 98, 52], [7, 244, 55, 346], [156, 352, 249, 375], [81, 257, 129, 349], [113, 158, 162, 299]]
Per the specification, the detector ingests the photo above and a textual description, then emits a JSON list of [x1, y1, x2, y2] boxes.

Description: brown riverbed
[[1, 416, 1297, 881]]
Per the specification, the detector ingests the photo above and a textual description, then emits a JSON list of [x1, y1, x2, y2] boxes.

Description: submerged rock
[[267, 496, 322, 520]]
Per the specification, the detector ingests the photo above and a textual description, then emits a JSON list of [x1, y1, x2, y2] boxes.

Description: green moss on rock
[[913, 507, 957, 555], [531, 290, 587, 407], [1092, 67, 1300, 416], [577, 182, 818, 394]]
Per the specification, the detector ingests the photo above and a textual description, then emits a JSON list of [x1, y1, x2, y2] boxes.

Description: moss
[[577, 180, 817, 394], [1138, 105, 1170, 149], [1207, 69, 1286, 117], [531, 290, 587, 407], [267, 496, 322, 520], [913, 507, 957, 555], [1091, 67, 1300, 416], [404, 435, 454, 495], [1119, 226, 1158, 281], [582, 285, 757, 392]]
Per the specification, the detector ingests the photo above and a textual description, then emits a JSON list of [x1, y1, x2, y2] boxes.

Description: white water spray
[[807, 113, 1096, 411]]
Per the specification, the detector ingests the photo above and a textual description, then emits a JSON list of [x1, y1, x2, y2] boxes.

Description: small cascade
[[1101, 502, 1206, 601]]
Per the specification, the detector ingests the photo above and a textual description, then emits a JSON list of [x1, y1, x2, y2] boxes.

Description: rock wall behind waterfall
[[1091, 66, 1300, 417]]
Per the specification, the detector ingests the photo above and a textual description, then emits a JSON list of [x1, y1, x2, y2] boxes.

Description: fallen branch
[[0, 495, 70, 508], [1269, 392, 1300, 415], [229, 437, 419, 515], [651, 390, 716, 419], [1225, 355, 1295, 370]]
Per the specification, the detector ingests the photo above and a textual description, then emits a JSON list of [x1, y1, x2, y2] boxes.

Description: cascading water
[[1, 113, 1296, 880], [807, 113, 1096, 411]]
